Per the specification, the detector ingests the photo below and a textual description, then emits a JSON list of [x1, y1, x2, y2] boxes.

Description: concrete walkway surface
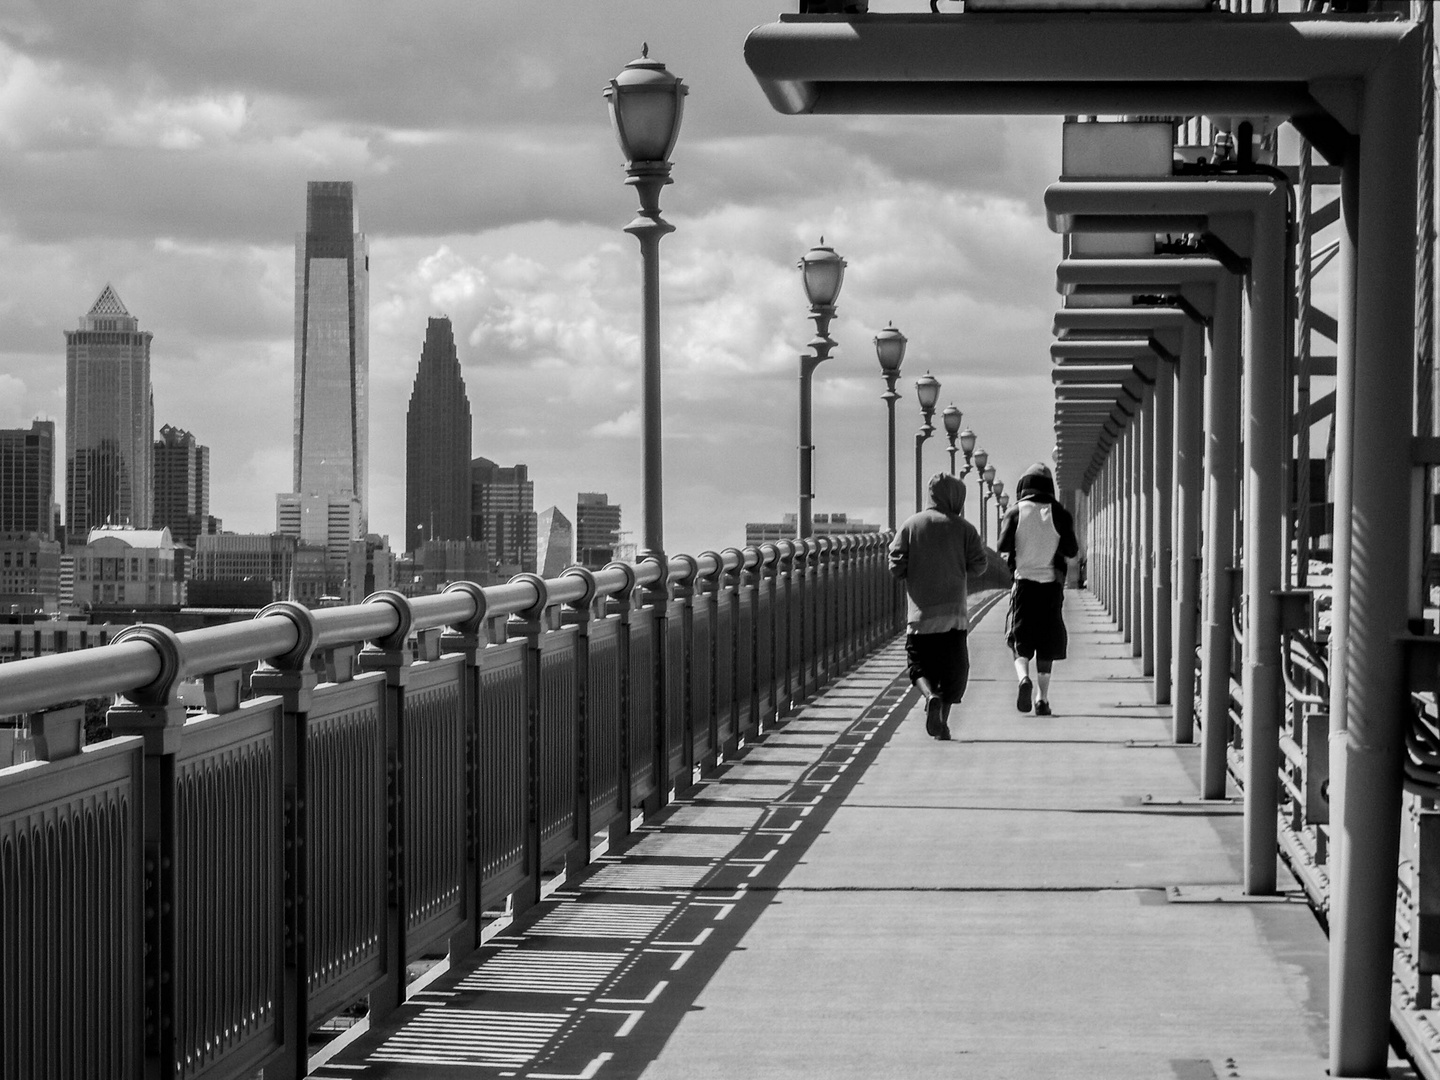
[[312, 590, 1384, 1080]]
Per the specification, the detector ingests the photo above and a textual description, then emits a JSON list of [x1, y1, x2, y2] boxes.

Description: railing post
[[604, 561, 640, 846], [693, 555, 722, 770], [639, 555, 671, 812], [721, 547, 751, 739], [105, 624, 188, 1080], [668, 555, 698, 793], [776, 540, 798, 714], [504, 574, 553, 913], [355, 590, 415, 1019], [439, 580, 488, 952], [247, 602, 322, 1080], [757, 544, 780, 728]]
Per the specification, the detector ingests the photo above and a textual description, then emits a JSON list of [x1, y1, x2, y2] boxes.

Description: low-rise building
[[75, 527, 182, 609], [744, 512, 878, 547], [0, 533, 63, 613]]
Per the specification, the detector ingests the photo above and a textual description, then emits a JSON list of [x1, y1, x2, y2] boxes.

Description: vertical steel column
[[1139, 394, 1156, 675], [1238, 185, 1290, 896], [1173, 318, 1206, 743], [1131, 414, 1145, 658], [1153, 365, 1174, 702], [1296, 142, 1314, 587], [1330, 33, 1421, 1077], [1201, 278, 1242, 800], [1117, 426, 1128, 639]]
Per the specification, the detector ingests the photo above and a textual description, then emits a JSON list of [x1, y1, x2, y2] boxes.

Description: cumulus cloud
[[0, 1, 1068, 558]]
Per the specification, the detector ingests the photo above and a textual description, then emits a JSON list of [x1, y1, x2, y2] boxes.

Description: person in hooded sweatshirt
[[888, 472, 989, 740], [996, 462, 1081, 715]]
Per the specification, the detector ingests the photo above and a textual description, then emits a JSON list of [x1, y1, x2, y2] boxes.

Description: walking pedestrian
[[996, 462, 1080, 716], [889, 472, 989, 740]]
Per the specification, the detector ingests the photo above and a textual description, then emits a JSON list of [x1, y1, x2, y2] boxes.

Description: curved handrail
[[0, 534, 896, 719]]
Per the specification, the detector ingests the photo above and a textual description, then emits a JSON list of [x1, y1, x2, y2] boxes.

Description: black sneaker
[[925, 697, 944, 737], [1034, 700, 1052, 716], [937, 721, 953, 741], [1016, 677, 1033, 713]]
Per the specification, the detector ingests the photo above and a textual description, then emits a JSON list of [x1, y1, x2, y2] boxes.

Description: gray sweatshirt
[[888, 473, 988, 633]]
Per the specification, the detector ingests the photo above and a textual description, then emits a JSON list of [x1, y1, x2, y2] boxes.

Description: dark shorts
[[905, 629, 971, 705], [1006, 579, 1068, 662]]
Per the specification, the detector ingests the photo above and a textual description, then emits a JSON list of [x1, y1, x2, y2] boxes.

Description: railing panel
[[537, 628, 579, 865], [757, 581, 775, 723], [0, 739, 144, 1080], [790, 566, 806, 701], [586, 619, 623, 831], [714, 590, 736, 747], [736, 588, 756, 736], [628, 608, 657, 803], [690, 595, 715, 764], [477, 639, 530, 908], [666, 602, 688, 782], [175, 700, 284, 1080], [402, 657, 467, 962], [305, 674, 389, 1026]]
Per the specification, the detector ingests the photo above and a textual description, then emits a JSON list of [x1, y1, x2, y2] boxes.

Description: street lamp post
[[798, 239, 847, 539], [992, 479, 1006, 542], [874, 323, 907, 530], [914, 373, 941, 513], [942, 404, 963, 475], [996, 492, 1010, 543], [604, 45, 687, 562], [981, 463, 997, 545], [971, 446, 989, 532], [959, 427, 977, 475]]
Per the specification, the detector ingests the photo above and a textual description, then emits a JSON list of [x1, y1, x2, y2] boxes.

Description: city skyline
[[0, 3, 1062, 560]]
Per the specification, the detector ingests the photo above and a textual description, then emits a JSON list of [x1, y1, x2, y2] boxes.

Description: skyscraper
[[536, 506, 573, 578], [471, 458, 536, 576], [278, 181, 368, 562], [65, 285, 154, 536], [576, 492, 622, 570], [406, 317, 472, 551], [0, 419, 55, 539], [153, 424, 218, 547]]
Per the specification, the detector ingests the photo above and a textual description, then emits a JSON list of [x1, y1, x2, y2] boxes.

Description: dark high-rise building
[[277, 181, 368, 564], [576, 492, 622, 570], [406, 317, 472, 551], [0, 419, 55, 539], [153, 424, 219, 547], [65, 284, 154, 536], [471, 458, 536, 576]]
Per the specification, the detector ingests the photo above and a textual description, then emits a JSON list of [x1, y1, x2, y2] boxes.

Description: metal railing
[[0, 534, 903, 1080]]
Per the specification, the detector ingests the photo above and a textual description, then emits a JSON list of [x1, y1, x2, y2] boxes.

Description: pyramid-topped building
[[65, 284, 154, 535], [406, 316, 472, 549]]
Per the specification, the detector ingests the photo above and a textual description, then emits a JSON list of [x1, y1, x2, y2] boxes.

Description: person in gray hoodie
[[888, 472, 989, 740]]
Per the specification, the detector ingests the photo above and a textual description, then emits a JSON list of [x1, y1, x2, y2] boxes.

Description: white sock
[[1014, 657, 1031, 682], [1037, 672, 1052, 701]]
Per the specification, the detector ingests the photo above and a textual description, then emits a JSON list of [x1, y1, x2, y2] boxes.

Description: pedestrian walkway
[[315, 591, 1342, 1080]]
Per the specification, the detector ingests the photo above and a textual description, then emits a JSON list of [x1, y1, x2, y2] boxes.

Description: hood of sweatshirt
[[1016, 462, 1056, 503], [927, 472, 967, 516]]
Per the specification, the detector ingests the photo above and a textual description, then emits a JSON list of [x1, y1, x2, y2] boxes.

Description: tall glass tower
[[65, 284, 154, 537], [406, 317, 472, 551], [279, 181, 369, 564]]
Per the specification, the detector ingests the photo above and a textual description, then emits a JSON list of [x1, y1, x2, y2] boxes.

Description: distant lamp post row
[[798, 240, 847, 539], [913, 373, 941, 514], [875, 323, 907, 530], [605, 44, 687, 562]]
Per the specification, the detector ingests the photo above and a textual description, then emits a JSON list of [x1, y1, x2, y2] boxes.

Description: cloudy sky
[[0, 1, 1064, 559]]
